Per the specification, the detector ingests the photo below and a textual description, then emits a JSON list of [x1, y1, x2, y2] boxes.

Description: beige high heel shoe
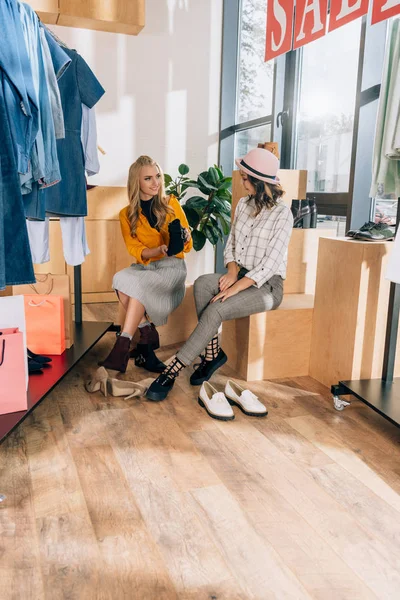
[[107, 377, 151, 400], [85, 367, 109, 397]]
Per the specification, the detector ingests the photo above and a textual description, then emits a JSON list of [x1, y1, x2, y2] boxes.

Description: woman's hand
[[141, 245, 168, 260], [183, 228, 191, 243], [211, 285, 240, 303], [219, 272, 237, 292], [158, 244, 168, 256]]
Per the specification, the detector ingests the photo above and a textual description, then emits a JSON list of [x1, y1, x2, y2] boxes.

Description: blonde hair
[[127, 155, 173, 236]]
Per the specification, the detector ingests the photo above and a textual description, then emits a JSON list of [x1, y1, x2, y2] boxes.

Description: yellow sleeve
[[170, 196, 193, 253], [119, 209, 150, 265]]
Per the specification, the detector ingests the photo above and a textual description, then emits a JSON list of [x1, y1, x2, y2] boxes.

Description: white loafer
[[198, 382, 235, 421], [225, 380, 268, 417]]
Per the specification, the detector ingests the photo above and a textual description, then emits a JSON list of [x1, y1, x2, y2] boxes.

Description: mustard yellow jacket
[[119, 195, 193, 265]]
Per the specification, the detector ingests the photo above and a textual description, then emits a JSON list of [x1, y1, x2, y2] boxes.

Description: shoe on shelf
[[99, 335, 131, 373], [146, 373, 175, 402], [346, 221, 375, 238], [198, 382, 234, 421], [190, 349, 227, 386], [85, 366, 109, 396], [27, 348, 52, 364], [354, 222, 395, 241], [291, 199, 311, 228], [28, 358, 44, 375], [132, 344, 166, 373], [309, 199, 317, 228], [225, 380, 268, 417]]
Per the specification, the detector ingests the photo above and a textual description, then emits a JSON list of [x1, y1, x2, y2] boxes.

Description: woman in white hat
[[146, 148, 293, 404]]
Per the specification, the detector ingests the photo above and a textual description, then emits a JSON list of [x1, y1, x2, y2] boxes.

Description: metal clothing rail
[[332, 199, 400, 427]]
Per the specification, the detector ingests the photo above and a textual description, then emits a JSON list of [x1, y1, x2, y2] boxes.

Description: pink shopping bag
[[0, 328, 28, 415]]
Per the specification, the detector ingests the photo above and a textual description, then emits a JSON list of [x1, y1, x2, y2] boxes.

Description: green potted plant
[[165, 164, 232, 251]]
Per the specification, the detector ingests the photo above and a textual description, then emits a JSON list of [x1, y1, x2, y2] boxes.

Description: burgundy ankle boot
[[99, 335, 131, 373], [138, 323, 160, 350]]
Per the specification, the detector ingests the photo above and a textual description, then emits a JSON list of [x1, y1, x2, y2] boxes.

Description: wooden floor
[[1, 304, 400, 599]]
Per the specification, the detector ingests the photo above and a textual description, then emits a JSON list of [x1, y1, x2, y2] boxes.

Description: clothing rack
[[332, 198, 400, 428]]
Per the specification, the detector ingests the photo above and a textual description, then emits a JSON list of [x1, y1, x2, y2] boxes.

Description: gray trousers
[[176, 273, 284, 366]]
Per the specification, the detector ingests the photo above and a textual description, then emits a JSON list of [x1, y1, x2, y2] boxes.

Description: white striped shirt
[[224, 196, 293, 288]]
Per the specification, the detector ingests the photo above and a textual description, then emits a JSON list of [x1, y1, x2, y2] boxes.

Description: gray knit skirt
[[112, 257, 187, 326]]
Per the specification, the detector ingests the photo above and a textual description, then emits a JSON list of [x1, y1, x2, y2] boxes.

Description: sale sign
[[329, 0, 369, 32], [293, 0, 328, 50], [265, 0, 295, 61], [265, 0, 400, 60], [371, 0, 400, 25]]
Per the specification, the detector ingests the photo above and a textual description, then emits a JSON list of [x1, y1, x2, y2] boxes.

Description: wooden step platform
[[221, 294, 314, 381]]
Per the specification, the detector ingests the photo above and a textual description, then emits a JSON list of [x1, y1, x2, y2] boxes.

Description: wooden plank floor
[[1, 304, 400, 599]]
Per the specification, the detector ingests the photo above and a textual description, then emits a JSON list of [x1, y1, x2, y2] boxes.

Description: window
[[294, 19, 361, 194], [234, 124, 272, 161], [237, 0, 274, 124]]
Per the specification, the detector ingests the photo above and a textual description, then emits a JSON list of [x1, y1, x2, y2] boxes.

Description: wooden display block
[[116, 284, 198, 348], [309, 237, 400, 388], [221, 294, 314, 381], [26, 0, 145, 35], [68, 187, 132, 304], [285, 229, 336, 295], [25, 0, 59, 23], [58, 0, 145, 35]]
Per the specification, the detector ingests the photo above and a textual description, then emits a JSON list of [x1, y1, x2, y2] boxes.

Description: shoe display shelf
[[0, 266, 114, 443], [310, 235, 400, 427]]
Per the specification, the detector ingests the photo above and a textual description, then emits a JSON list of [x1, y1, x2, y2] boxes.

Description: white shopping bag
[[0, 295, 28, 390]]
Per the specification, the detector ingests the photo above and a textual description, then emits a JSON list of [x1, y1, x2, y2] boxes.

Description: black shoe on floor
[[133, 344, 166, 373], [190, 349, 227, 386], [28, 358, 44, 375], [27, 348, 52, 363], [146, 373, 175, 401]]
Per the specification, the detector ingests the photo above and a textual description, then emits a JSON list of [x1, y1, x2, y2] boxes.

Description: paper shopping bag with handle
[[0, 328, 28, 415], [13, 273, 73, 348], [24, 295, 66, 355]]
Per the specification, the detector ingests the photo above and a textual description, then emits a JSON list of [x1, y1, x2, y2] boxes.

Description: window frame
[[217, 0, 387, 271]]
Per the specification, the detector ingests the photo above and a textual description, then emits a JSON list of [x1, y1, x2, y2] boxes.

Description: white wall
[[51, 0, 223, 281]]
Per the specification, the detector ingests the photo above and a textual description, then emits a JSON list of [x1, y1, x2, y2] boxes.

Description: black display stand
[[0, 266, 113, 444], [331, 200, 400, 428]]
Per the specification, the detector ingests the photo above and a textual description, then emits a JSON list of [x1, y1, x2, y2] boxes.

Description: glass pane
[[295, 19, 361, 193], [234, 124, 272, 163], [375, 196, 398, 226], [317, 215, 347, 236], [237, 0, 274, 124]]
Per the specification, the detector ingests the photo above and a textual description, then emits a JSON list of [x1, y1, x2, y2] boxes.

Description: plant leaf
[[217, 214, 231, 236], [192, 229, 207, 251], [164, 174, 173, 186], [215, 165, 224, 179], [203, 225, 219, 246], [208, 167, 220, 186], [217, 179, 232, 191], [185, 196, 208, 212], [178, 164, 190, 176], [183, 206, 201, 228], [198, 175, 217, 191]]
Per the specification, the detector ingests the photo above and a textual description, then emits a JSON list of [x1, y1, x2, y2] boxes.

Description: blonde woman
[[100, 155, 193, 373], [146, 148, 293, 407]]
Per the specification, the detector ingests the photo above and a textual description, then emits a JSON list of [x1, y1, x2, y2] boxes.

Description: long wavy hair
[[127, 155, 173, 236], [246, 174, 285, 216]]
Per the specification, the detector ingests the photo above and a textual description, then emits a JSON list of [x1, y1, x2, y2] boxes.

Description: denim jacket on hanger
[[0, 0, 38, 175], [18, 2, 61, 193]]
